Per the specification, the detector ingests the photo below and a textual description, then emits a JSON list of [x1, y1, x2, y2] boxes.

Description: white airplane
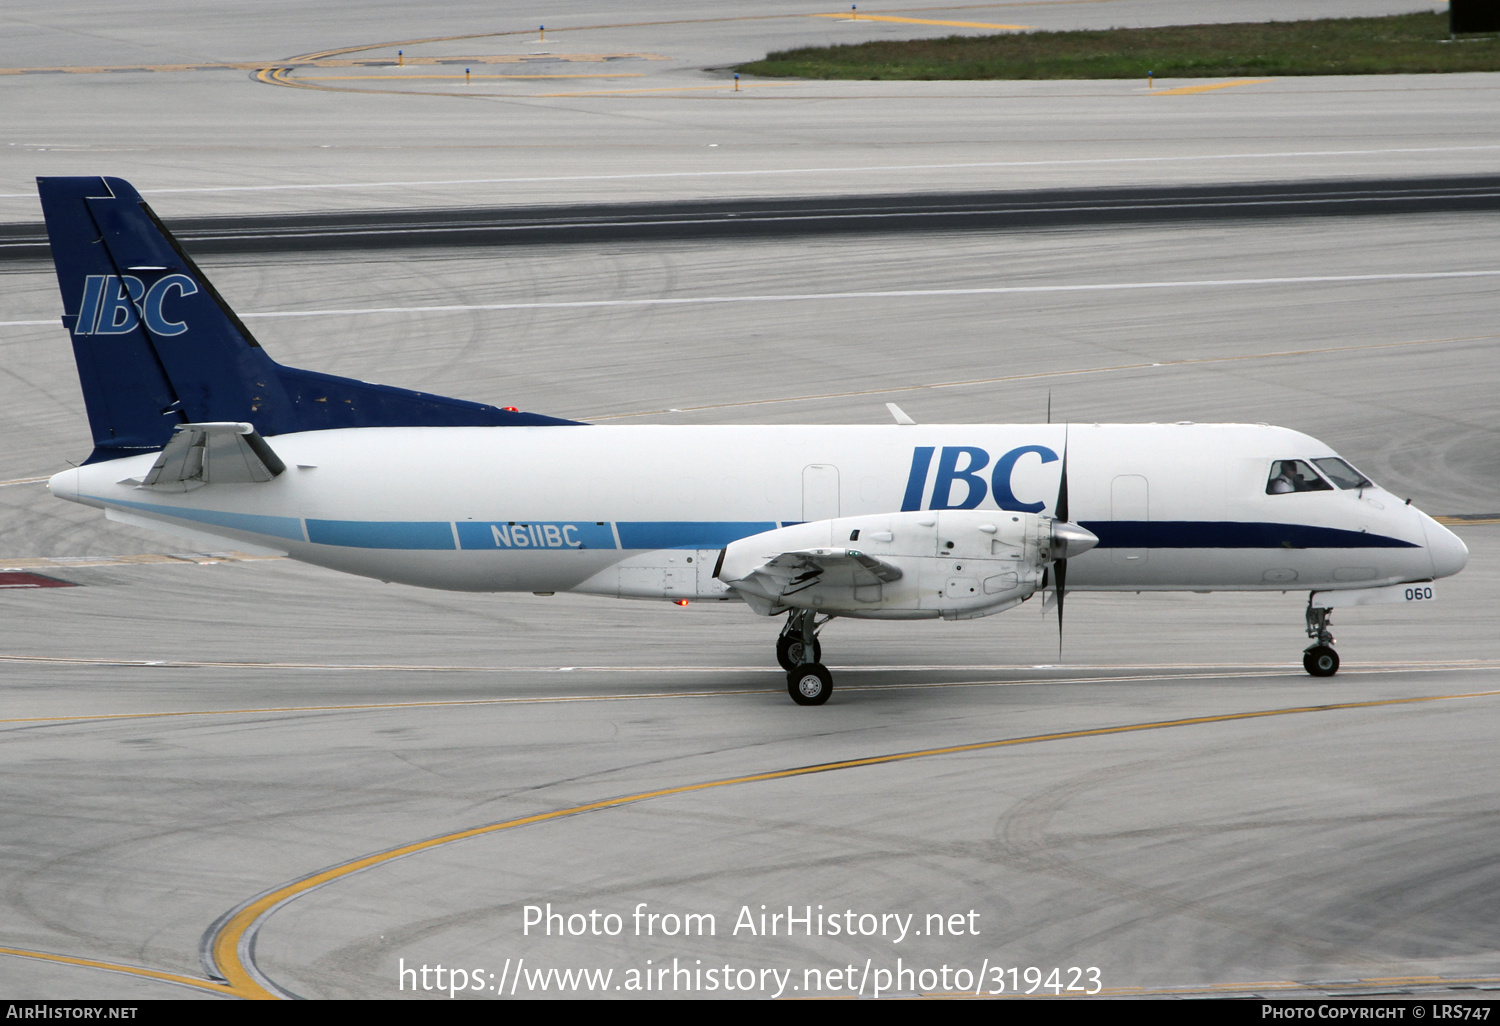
[[38, 177, 1468, 704]]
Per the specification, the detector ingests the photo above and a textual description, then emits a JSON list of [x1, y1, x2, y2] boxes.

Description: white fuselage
[[48, 423, 1467, 609]]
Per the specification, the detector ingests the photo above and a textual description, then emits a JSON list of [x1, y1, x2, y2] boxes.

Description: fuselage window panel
[[1266, 460, 1333, 494]]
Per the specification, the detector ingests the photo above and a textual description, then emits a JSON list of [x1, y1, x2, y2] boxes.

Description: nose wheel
[[1303, 599, 1339, 677], [1303, 645, 1339, 676]]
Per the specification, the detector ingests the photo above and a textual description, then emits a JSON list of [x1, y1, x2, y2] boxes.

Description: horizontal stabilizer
[[141, 422, 286, 490]]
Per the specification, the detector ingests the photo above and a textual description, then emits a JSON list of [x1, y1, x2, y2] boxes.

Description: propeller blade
[[1056, 432, 1069, 524], [1055, 555, 1067, 656]]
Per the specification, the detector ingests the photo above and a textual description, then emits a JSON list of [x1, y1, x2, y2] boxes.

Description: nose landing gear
[[1303, 599, 1339, 677], [779, 609, 832, 705]]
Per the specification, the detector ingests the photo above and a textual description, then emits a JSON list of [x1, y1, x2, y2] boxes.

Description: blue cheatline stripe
[[90, 495, 304, 541], [1080, 520, 1420, 549], [616, 521, 777, 550], [456, 521, 616, 550], [82, 504, 1420, 554], [306, 520, 455, 550]]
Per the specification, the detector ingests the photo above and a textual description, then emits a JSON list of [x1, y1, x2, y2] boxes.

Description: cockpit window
[[1312, 457, 1372, 490], [1266, 460, 1333, 494]]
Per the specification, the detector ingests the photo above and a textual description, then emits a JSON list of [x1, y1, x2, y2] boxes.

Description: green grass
[[735, 12, 1500, 80]]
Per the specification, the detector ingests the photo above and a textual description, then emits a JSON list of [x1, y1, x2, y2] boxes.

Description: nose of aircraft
[[1420, 513, 1469, 579]]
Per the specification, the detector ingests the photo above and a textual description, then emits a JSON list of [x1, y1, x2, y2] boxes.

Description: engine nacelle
[[717, 509, 1096, 621]]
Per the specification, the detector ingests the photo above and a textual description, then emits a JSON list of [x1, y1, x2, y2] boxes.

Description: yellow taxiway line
[[10, 684, 1497, 997], [301, 73, 643, 81], [812, 13, 1030, 29], [0, 552, 278, 571], [282, 4, 1066, 62], [0, 54, 667, 76], [206, 685, 1500, 997], [1151, 78, 1272, 96], [255, 67, 784, 99], [0, 945, 236, 997], [534, 83, 794, 96]]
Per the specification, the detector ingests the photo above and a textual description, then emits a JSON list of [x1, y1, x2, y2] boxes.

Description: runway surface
[[2, 0, 1498, 1001], [8, 177, 1500, 259]]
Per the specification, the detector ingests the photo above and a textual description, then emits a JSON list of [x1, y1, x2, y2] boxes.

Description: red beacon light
[[674, 599, 690, 606], [501, 406, 519, 412]]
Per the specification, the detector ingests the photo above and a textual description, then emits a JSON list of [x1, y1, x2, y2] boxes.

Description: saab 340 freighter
[[37, 177, 1468, 704]]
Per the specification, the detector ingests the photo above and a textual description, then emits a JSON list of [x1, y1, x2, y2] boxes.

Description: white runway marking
[[2, 653, 1494, 674], [3, 665, 1498, 728], [3, 145, 1499, 198], [227, 270, 1500, 319]]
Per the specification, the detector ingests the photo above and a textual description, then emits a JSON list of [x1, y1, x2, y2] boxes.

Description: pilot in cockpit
[[1267, 460, 1300, 494], [1266, 460, 1332, 494]]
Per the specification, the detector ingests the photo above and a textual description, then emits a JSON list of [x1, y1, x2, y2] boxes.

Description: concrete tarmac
[[1, 0, 1498, 1001], [0, 2, 1480, 219]]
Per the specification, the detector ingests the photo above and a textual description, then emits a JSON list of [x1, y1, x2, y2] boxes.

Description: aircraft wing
[[739, 547, 904, 599], [139, 422, 286, 490]]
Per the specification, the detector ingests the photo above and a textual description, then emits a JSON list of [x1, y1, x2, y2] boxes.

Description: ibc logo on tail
[[73, 273, 198, 337]]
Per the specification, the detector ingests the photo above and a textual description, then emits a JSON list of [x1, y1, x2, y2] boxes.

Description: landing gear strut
[[776, 609, 824, 670], [780, 609, 832, 705], [1303, 599, 1339, 677]]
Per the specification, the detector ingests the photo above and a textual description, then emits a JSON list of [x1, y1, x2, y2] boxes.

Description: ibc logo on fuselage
[[73, 273, 198, 337], [903, 444, 1059, 513]]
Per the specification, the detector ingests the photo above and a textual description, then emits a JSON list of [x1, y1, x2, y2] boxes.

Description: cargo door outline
[[802, 464, 840, 523]]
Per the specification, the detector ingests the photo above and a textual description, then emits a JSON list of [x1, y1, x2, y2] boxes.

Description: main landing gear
[[1303, 599, 1339, 677], [779, 609, 832, 705]]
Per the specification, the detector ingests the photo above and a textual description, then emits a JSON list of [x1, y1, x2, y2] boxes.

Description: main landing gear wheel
[[787, 663, 833, 706], [1303, 645, 1339, 677], [776, 633, 822, 672]]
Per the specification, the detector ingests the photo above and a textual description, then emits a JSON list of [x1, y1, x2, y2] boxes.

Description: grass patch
[[735, 12, 1500, 80]]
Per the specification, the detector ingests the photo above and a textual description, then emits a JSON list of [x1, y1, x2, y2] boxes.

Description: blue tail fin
[[38, 176, 578, 464]]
